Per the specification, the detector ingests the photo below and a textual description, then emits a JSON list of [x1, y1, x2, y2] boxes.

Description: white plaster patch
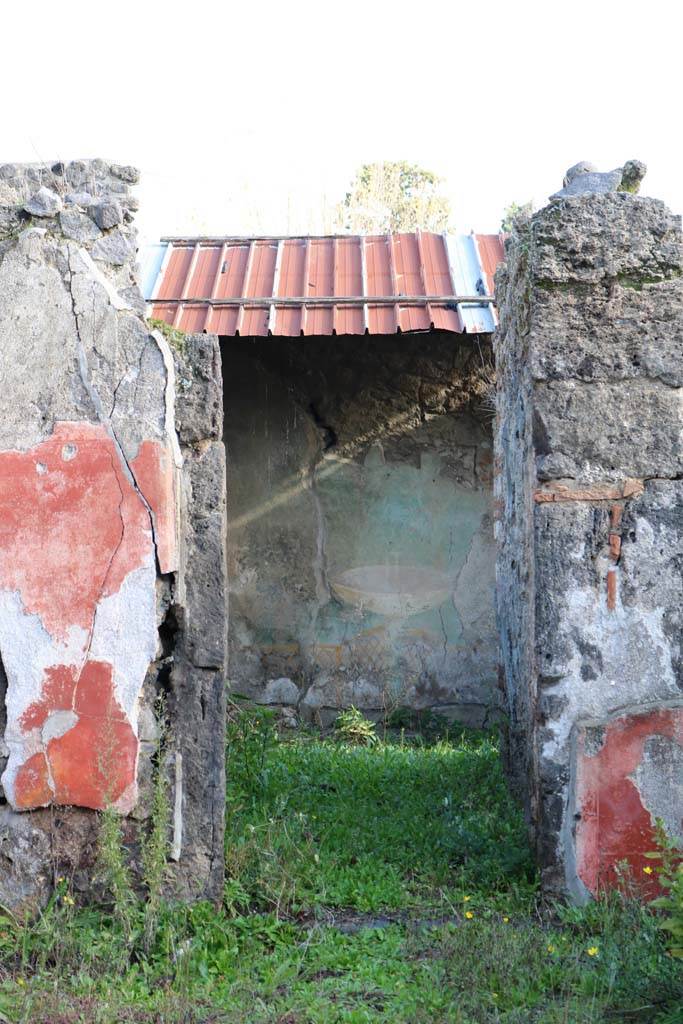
[[630, 734, 683, 843], [0, 589, 87, 747], [42, 710, 78, 744], [9, 727, 43, 762], [88, 554, 158, 728], [541, 584, 679, 764]]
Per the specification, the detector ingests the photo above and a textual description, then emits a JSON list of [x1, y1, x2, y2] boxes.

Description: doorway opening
[[221, 329, 498, 729]]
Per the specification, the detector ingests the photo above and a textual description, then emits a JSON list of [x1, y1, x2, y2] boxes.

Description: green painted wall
[[225, 342, 498, 725]]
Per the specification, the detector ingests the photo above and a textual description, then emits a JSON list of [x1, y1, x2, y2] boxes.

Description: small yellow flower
[[587, 946, 599, 957], [643, 866, 653, 875], [17, 978, 26, 987], [502, 916, 509, 923], [57, 876, 64, 884], [465, 910, 474, 919], [63, 894, 75, 906], [463, 895, 471, 902], [547, 944, 555, 953]]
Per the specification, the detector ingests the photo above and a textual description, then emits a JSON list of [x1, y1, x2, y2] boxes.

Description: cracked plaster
[[0, 164, 177, 816]]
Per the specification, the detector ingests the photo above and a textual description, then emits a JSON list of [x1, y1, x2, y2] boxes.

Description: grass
[[0, 704, 680, 1023], [224, 708, 533, 916]]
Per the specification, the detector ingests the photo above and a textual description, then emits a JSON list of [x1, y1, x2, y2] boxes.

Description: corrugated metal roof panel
[[475, 233, 505, 295], [138, 242, 167, 301], [444, 234, 497, 334], [431, 305, 462, 333], [178, 304, 210, 333], [368, 305, 397, 334], [156, 245, 194, 301], [146, 231, 504, 337], [212, 307, 240, 335], [191, 246, 220, 301]]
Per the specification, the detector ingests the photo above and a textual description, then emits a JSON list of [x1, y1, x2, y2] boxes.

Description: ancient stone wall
[[224, 333, 499, 727], [0, 162, 226, 912], [3, 156, 679, 910], [170, 333, 227, 899], [495, 189, 683, 898]]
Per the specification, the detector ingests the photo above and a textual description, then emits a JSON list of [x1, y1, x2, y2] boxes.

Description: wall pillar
[[495, 179, 682, 898], [0, 161, 226, 912]]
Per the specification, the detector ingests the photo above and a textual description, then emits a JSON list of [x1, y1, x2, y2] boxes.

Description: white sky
[[3, 0, 682, 246]]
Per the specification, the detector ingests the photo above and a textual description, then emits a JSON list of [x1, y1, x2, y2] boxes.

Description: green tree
[[336, 161, 452, 233], [501, 200, 534, 233]]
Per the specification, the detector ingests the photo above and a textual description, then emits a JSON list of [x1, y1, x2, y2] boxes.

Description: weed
[[226, 697, 279, 797], [647, 819, 683, 958], [385, 704, 461, 743], [334, 705, 378, 746], [140, 698, 171, 951], [147, 317, 187, 355], [96, 805, 135, 944]]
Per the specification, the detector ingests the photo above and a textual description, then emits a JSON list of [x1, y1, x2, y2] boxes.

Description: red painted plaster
[[0, 422, 177, 813], [0, 422, 152, 641], [131, 439, 177, 574], [15, 660, 137, 810], [13, 752, 52, 808], [20, 665, 75, 730], [575, 708, 683, 897]]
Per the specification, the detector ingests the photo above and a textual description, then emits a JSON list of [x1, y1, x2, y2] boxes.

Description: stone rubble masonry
[[495, 189, 683, 899], [0, 161, 226, 914]]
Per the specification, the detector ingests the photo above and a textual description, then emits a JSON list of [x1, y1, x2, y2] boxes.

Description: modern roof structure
[[142, 231, 505, 337]]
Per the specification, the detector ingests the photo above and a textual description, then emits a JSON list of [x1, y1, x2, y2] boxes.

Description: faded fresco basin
[[330, 565, 453, 618]]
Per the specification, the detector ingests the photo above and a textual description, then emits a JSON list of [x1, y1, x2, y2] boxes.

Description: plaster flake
[[150, 329, 184, 472], [130, 440, 178, 574], [0, 422, 172, 812], [574, 708, 683, 895]]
